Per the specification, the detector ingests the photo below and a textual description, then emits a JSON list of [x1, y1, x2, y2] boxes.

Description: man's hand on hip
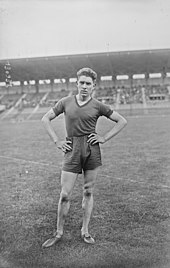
[[56, 140, 72, 153], [87, 133, 105, 145]]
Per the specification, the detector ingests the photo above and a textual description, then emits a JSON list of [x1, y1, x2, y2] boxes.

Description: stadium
[[0, 48, 170, 121], [0, 48, 170, 268], [1, 0, 170, 266]]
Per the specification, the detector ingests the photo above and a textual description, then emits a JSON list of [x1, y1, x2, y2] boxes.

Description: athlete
[[41, 67, 127, 247]]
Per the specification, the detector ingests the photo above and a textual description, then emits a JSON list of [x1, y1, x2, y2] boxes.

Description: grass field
[[0, 112, 170, 268]]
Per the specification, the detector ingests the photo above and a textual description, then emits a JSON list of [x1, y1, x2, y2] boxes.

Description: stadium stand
[[21, 92, 46, 108], [0, 93, 23, 109], [0, 49, 170, 120], [39, 90, 69, 107], [94, 87, 117, 104]]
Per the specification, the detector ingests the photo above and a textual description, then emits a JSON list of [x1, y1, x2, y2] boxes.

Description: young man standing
[[42, 67, 127, 248]]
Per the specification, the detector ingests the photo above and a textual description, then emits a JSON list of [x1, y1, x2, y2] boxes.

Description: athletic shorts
[[62, 135, 102, 174]]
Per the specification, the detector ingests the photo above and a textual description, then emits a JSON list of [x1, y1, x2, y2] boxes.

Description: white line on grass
[[126, 114, 170, 119], [0, 154, 170, 190], [0, 112, 169, 124], [101, 174, 170, 190], [0, 155, 57, 168]]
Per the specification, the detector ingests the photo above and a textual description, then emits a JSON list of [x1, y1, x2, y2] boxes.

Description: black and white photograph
[[0, 0, 170, 267]]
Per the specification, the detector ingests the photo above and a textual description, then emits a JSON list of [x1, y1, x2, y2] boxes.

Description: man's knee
[[83, 185, 93, 198], [60, 191, 69, 203], [82, 186, 93, 210]]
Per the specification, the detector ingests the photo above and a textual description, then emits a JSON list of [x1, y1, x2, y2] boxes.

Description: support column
[[144, 72, 149, 98], [115, 88, 120, 110], [35, 80, 39, 93], [65, 78, 69, 91], [141, 87, 147, 108], [145, 72, 149, 86], [112, 75, 116, 87], [129, 74, 133, 104], [96, 76, 101, 89], [93, 76, 100, 98], [162, 70, 166, 86], [20, 81, 24, 94], [50, 79, 54, 92]]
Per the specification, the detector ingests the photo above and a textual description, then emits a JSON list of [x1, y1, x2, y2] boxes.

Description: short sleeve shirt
[[52, 95, 113, 137]]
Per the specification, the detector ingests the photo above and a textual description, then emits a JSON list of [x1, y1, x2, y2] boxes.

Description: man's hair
[[77, 67, 97, 82]]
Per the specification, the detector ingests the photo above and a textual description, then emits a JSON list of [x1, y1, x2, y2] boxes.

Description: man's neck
[[76, 94, 92, 104]]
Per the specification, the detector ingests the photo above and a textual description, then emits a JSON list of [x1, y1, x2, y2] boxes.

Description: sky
[[0, 0, 170, 60]]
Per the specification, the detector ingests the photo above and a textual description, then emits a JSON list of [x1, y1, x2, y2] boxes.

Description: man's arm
[[103, 111, 127, 142], [42, 108, 59, 143], [41, 108, 72, 152], [87, 111, 127, 144]]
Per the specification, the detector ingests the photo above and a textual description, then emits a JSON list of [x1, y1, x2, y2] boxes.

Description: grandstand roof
[[0, 48, 170, 82]]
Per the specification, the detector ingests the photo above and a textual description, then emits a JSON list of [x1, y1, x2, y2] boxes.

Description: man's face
[[77, 75, 95, 98]]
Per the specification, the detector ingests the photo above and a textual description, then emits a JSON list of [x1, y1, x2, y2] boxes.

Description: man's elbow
[[123, 118, 127, 126], [121, 117, 127, 127], [41, 115, 46, 123], [41, 114, 49, 124]]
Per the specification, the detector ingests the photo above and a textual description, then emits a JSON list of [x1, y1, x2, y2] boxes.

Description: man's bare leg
[[81, 167, 99, 243], [57, 171, 78, 235], [42, 171, 78, 248]]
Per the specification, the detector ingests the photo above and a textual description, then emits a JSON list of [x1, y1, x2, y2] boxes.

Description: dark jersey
[[53, 95, 113, 137]]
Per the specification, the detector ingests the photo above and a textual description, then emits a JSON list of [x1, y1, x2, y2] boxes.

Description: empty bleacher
[[0, 93, 23, 109], [39, 90, 69, 107], [21, 92, 46, 108], [0, 83, 170, 121]]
